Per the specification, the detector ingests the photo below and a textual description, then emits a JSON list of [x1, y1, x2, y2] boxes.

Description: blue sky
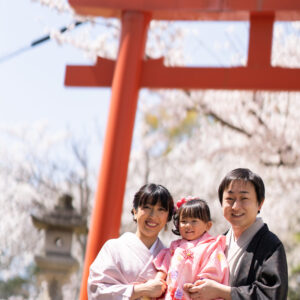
[[0, 0, 110, 135]]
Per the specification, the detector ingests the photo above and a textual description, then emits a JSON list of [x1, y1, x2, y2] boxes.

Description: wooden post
[[79, 10, 151, 300], [247, 12, 275, 68]]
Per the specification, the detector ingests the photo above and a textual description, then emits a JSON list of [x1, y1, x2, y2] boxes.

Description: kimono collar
[[149, 238, 159, 254], [226, 217, 264, 281], [234, 217, 264, 244], [226, 217, 264, 260]]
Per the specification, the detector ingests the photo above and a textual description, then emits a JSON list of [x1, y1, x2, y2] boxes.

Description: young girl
[[153, 197, 229, 300]]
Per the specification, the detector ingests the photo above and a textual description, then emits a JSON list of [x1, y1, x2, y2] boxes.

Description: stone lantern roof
[[31, 194, 87, 234]]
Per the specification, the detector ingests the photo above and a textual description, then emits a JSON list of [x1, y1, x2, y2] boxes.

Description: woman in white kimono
[[183, 168, 288, 300], [88, 183, 175, 300]]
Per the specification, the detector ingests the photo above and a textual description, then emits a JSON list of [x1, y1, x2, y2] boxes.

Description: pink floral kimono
[[153, 232, 229, 300]]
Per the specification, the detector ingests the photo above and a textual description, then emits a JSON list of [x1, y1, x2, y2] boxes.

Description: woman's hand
[[183, 279, 231, 300], [144, 279, 167, 297], [132, 279, 167, 299]]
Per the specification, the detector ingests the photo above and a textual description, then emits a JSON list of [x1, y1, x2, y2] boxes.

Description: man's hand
[[183, 279, 231, 300]]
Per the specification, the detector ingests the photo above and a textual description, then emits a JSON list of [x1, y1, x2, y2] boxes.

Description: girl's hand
[[183, 282, 194, 290]]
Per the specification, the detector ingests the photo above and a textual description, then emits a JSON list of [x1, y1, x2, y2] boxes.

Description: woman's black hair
[[218, 168, 265, 205], [131, 183, 174, 222], [172, 198, 211, 236]]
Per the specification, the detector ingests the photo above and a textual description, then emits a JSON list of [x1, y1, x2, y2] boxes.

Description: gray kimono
[[229, 224, 288, 299]]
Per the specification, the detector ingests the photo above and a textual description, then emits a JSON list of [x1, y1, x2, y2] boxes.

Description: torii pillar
[[65, 1, 300, 299], [67, 11, 151, 300]]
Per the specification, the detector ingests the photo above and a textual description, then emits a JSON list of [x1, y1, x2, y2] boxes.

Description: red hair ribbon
[[176, 196, 196, 209]]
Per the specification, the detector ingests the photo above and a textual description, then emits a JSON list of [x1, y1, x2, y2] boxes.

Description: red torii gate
[[64, 1, 300, 299]]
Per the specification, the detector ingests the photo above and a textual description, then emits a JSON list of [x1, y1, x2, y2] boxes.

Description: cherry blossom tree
[[0, 121, 100, 298]]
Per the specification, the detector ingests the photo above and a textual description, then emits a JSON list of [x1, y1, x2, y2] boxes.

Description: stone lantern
[[31, 194, 87, 300]]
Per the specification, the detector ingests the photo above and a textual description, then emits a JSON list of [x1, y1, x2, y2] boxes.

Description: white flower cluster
[[32, 0, 72, 14]]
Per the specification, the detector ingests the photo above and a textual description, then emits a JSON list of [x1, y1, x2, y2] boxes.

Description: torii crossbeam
[[64, 1, 300, 299]]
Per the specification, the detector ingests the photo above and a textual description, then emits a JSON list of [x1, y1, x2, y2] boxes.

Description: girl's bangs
[[180, 206, 198, 219]]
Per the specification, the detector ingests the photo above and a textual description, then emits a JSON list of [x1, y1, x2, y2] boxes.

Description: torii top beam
[[66, 0, 300, 91], [69, 0, 300, 20]]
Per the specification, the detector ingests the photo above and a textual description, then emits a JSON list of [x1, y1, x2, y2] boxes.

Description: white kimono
[[88, 232, 165, 300]]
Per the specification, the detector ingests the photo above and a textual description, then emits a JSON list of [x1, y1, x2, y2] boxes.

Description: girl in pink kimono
[[153, 197, 229, 300]]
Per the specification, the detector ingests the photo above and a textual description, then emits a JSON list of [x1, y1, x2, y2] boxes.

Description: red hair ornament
[[176, 196, 197, 209]]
